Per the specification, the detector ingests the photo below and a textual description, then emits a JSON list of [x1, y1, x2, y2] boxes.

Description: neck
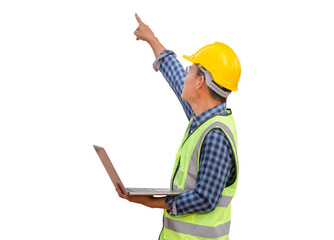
[[190, 99, 223, 116]]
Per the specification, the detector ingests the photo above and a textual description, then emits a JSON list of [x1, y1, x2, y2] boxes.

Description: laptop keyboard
[[126, 188, 169, 193]]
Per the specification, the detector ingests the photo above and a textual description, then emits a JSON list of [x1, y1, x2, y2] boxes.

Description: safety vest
[[159, 109, 239, 240]]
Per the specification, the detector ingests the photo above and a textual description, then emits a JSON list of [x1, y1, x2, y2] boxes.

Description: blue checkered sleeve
[[157, 50, 194, 120], [165, 130, 233, 215]]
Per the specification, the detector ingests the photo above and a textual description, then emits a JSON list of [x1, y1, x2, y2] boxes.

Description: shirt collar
[[192, 102, 227, 129]]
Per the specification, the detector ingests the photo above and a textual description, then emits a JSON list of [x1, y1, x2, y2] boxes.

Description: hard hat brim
[[183, 55, 195, 63]]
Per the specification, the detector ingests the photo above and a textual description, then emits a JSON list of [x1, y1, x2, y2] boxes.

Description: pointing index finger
[[135, 13, 143, 24]]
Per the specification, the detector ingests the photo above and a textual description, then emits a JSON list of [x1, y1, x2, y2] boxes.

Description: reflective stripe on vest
[[164, 215, 231, 238]]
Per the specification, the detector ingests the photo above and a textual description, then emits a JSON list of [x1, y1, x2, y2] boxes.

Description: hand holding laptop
[[94, 145, 180, 210], [115, 183, 156, 207]]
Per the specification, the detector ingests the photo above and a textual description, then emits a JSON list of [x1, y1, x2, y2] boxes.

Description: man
[[116, 14, 241, 240]]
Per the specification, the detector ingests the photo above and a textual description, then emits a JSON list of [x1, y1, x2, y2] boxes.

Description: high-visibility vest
[[159, 109, 239, 240]]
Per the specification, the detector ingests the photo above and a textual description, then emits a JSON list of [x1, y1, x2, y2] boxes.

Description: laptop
[[93, 145, 181, 196]]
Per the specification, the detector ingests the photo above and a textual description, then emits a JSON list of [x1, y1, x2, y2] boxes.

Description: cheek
[[181, 77, 189, 99], [183, 76, 189, 90]]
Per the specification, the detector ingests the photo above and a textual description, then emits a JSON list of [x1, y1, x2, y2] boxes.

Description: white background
[[1, 0, 333, 239]]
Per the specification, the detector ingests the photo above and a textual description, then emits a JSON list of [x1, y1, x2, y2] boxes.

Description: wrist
[[148, 37, 166, 58], [147, 35, 158, 45], [145, 197, 169, 209], [143, 196, 155, 208]]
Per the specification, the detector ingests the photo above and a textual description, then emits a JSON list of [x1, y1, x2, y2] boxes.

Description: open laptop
[[93, 145, 181, 196]]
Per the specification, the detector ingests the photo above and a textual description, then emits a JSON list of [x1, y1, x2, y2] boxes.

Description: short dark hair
[[197, 68, 231, 103]]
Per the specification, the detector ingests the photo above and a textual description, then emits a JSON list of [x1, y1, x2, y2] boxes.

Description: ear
[[196, 76, 206, 90]]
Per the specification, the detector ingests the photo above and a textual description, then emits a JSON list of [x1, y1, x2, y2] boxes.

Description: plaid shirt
[[154, 50, 236, 215]]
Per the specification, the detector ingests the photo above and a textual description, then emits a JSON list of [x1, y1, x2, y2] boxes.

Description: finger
[[115, 184, 126, 198], [116, 184, 124, 194], [135, 13, 143, 24], [115, 185, 122, 197]]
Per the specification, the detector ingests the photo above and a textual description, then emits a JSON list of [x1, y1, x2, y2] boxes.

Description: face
[[181, 64, 201, 102]]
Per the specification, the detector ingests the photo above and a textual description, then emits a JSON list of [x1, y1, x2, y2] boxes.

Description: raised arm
[[134, 14, 194, 120], [134, 13, 166, 58]]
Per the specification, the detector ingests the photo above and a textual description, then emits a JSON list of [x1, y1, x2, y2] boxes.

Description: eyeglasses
[[185, 65, 191, 76], [184, 64, 205, 77]]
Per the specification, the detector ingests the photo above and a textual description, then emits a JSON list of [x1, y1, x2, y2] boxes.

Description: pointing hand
[[134, 13, 155, 42]]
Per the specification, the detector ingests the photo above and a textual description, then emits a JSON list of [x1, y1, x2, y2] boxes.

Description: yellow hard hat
[[183, 42, 241, 91]]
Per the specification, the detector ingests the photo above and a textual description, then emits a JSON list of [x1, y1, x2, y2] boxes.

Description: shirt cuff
[[152, 49, 176, 72], [165, 196, 178, 215]]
